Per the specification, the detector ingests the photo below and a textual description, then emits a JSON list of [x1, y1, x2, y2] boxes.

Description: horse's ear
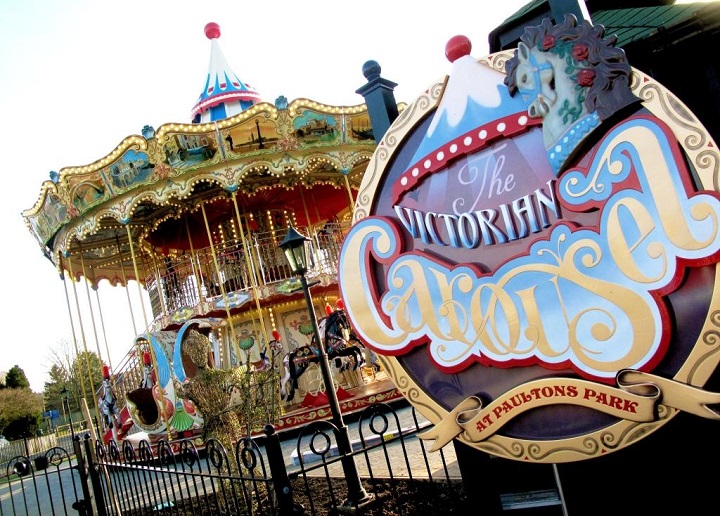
[[518, 41, 530, 60]]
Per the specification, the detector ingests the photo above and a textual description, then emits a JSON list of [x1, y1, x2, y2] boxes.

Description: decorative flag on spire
[[191, 22, 261, 123]]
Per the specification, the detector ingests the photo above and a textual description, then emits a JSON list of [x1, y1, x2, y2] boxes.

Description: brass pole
[[149, 252, 167, 318], [60, 266, 86, 422], [200, 203, 241, 361], [125, 224, 170, 438], [343, 173, 355, 217], [232, 193, 269, 342], [116, 236, 139, 337], [184, 217, 204, 304], [64, 254, 98, 430]]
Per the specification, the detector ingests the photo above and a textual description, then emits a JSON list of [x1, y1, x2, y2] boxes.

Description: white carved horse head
[[504, 15, 639, 174], [512, 40, 591, 151]]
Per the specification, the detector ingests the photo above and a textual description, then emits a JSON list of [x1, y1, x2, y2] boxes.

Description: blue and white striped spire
[[191, 22, 261, 123]]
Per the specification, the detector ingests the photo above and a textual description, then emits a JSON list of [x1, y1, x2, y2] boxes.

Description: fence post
[[263, 424, 305, 515], [83, 434, 109, 516], [71, 435, 92, 515]]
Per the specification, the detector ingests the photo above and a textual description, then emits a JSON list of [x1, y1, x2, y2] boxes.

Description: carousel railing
[[145, 223, 350, 323]]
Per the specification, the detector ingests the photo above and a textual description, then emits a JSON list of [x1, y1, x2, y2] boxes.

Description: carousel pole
[[184, 217, 205, 304], [125, 224, 171, 439], [201, 203, 241, 360], [342, 172, 356, 217], [298, 185, 313, 234], [60, 266, 85, 431], [148, 252, 168, 318], [78, 249, 108, 369], [116, 236, 139, 337], [64, 255, 99, 430], [232, 193, 269, 342], [93, 286, 114, 373], [78, 249, 110, 429]]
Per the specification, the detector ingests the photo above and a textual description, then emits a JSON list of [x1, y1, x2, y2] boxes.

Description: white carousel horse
[[504, 15, 639, 174], [99, 370, 120, 431]]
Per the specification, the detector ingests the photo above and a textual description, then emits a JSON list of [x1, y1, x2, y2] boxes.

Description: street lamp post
[[279, 226, 373, 510], [60, 386, 75, 439]]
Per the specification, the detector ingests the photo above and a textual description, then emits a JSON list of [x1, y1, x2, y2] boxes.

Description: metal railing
[[0, 401, 465, 515], [144, 223, 349, 325]]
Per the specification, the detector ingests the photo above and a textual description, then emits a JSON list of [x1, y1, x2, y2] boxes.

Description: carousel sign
[[338, 15, 720, 462]]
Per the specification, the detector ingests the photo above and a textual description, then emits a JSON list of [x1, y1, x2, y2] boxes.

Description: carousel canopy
[[22, 22, 381, 288]]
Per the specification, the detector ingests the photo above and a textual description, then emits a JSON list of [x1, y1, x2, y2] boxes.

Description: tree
[[5, 365, 30, 389], [47, 340, 104, 414], [44, 363, 70, 418], [0, 385, 43, 439], [70, 351, 104, 407]]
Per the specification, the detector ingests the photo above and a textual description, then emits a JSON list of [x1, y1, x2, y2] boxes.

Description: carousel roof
[[191, 22, 262, 123], [22, 22, 384, 288]]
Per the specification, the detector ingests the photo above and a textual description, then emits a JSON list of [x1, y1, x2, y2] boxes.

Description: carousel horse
[[282, 306, 367, 402], [503, 15, 639, 174], [99, 365, 120, 431], [251, 334, 284, 372]]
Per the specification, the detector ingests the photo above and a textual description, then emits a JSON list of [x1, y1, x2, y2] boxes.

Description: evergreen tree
[[43, 363, 70, 420], [5, 365, 30, 389]]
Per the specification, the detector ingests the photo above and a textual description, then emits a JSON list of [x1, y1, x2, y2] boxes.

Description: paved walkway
[[277, 403, 460, 480]]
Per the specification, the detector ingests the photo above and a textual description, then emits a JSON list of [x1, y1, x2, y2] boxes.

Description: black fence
[[0, 401, 467, 515]]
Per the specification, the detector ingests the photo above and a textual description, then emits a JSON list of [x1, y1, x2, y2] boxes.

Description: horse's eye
[[521, 73, 528, 85]]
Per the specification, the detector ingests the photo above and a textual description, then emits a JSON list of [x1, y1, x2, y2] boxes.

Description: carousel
[[22, 22, 399, 447]]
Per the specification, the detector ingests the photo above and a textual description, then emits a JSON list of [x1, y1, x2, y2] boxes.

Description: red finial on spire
[[445, 35, 472, 63], [102, 364, 110, 379], [205, 22, 221, 40]]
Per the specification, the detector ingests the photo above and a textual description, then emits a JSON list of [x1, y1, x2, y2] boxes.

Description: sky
[[0, 0, 711, 393]]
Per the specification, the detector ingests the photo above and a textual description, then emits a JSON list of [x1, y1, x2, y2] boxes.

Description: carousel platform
[[118, 369, 402, 451], [273, 370, 404, 435]]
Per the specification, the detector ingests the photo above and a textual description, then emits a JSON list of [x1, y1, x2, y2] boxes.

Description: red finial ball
[[102, 365, 110, 379], [336, 298, 345, 310], [446, 35, 472, 63], [205, 22, 221, 40], [143, 352, 152, 366], [272, 330, 281, 341], [325, 303, 333, 315]]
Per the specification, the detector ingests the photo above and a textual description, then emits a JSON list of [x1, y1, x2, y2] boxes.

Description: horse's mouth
[[530, 95, 552, 118]]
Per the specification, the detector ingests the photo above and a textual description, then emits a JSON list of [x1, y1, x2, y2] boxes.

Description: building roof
[[489, 0, 720, 52]]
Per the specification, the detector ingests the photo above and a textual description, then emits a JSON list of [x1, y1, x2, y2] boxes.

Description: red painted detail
[[446, 35, 472, 63], [204, 22, 221, 40], [102, 364, 110, 379], [391, 112, 541, 204]]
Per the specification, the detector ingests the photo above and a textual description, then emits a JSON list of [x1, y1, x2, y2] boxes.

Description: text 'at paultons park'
[[22, 21, 390, 450], [337, 13, 720, 463]]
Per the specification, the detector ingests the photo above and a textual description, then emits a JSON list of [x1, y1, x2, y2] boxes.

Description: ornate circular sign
[[339, 16, 720, 463]]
